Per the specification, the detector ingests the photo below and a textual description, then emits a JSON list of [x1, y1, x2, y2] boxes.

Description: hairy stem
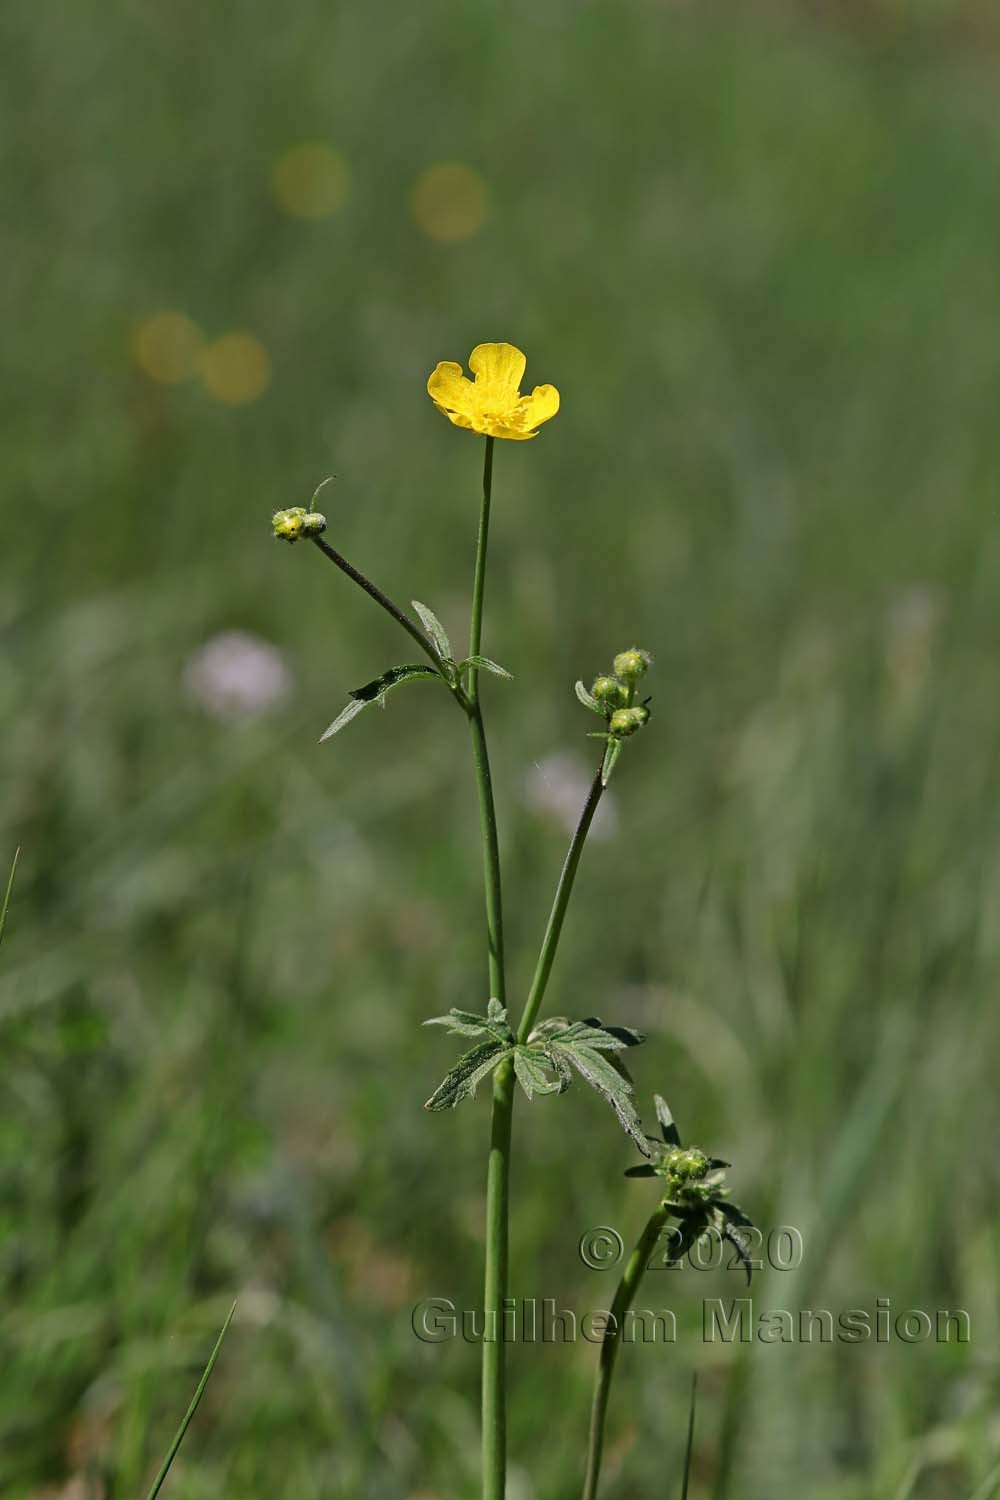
[[309, 534, 446, 675], [581, 1204, 674, 1500], [465, 436, 509, 1500], [516, 768, 605, 1044]]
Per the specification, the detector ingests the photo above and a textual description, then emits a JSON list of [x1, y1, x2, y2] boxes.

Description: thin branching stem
[[516, 768, 605, 1044], [581, 1206, 673, 1500], [309, 534, 447, 677]]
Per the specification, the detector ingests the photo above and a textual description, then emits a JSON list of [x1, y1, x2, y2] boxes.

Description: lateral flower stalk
[[582, 1096, 756, 1500]]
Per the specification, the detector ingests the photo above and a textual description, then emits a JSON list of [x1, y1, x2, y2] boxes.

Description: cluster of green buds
[[626, 1094, 756, 1283], [576, 650, 653, 775], [272, 506, 328, 543], [656, 1145, 721, 1210]]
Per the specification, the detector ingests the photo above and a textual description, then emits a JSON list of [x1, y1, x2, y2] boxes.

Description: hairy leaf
[[721, 1222, 754, 1286], [459, 655, 513, 680], [424, 1005, 513, 1043], [412, 601, 454, 665], [512, 1046, 562, 1100], [424, 1040, 511, 1110], [550, 1039, 651, 1155], [579, 1017, 646, 1049], [654, 1093, 682, 1146], [349, 664, 441, 702], [319, 696, 370, 743], [320, 663, 442, 742]]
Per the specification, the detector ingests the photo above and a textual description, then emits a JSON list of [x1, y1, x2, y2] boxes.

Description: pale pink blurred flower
[[183, 630, 293, 719], [523, 750, 618, 842]]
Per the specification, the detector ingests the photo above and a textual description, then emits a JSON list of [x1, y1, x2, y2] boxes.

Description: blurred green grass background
[[3, 2, 1000, 1496]]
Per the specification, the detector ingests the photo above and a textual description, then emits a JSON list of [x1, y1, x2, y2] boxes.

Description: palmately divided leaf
[[458, 655, 513, 680], [549, 1039, 651, 1156], [579, 1018, 646, 1049], [512, 1046, 563, 1101], [720, 1219, 754, 1286], [412, 601, 454, 666], [424, 1040, 512, 1110], [718, 1201, 754, 1230], [424, 1005, 514, 1042]]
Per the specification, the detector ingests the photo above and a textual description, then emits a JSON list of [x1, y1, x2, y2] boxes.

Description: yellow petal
[[468, 342, 526, 395], [427, 361, 477, 416], [434, 404, 482, 433], [509, 383, 560, 435]]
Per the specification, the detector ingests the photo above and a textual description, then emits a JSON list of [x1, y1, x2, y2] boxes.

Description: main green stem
[[466, 438, 510, 1500], [581, 1204, 672, 1500]]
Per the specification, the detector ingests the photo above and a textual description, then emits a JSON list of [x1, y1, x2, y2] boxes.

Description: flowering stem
[[308, 534, 446, 676], [468, 436, 495, 689], [581, 1204, 676, 1500], [465, 435, 510, 1500], [515, 768, 605, 1044]]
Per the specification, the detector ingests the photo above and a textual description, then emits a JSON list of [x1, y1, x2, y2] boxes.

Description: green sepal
[[575, 680, 607, 717], [601, 738, 623, 786], [624, 1164, 659, 1179]]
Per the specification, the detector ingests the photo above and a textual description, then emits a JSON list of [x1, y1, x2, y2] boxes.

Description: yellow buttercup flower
[[427, 342, 559, 441]]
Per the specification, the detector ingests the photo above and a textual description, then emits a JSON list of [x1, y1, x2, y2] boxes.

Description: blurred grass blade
[[681, 1372, 698, 1500], [145, 1300, 236, 1500], [0, 847, 20, 948], [968, 1462, 1000, 1500]]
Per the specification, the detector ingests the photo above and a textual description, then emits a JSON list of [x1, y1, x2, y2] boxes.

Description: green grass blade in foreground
[[0, 847, 20, 948], [144, 1301, 237, 1500]]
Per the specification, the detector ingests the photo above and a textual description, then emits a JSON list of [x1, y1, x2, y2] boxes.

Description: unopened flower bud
[[272, 507, 327, 543], [613, 648, 652, 685], [592, 675, 628, 711], [609, 705, 650, 738]]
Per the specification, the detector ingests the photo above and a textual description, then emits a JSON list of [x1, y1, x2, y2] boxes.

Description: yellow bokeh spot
[[200, 333, 272, 406], [411, 164, 488, 243], [270, 143, 348, 219], [132, 312, 205, 384]]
